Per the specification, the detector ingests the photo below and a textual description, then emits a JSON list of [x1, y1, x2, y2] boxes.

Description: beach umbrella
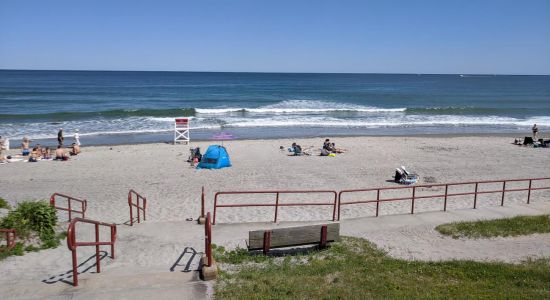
[[211, 132, 234, 146]]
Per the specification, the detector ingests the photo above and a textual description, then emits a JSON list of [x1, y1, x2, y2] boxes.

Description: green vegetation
[[214, 237, 550, 299], [0, 243, 24, 260], [0, 197, 10, 209], [436, 215, 550, 239], [0, 200, 64, 259]]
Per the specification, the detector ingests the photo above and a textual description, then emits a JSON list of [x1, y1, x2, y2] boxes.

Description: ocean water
[[1, 70, 549, 145]]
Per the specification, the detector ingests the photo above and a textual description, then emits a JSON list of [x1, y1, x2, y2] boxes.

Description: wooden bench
[[247, 223, 340, 255]]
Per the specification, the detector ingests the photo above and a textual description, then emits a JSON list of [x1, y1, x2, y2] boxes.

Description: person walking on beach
[[74, 129, 81, 146], [57, 128, 64, 147], [532, 124, 539, 140]]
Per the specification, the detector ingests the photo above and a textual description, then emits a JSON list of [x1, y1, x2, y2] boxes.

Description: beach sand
[[1, 135, 549, 299], [1, 135, 549, 223]]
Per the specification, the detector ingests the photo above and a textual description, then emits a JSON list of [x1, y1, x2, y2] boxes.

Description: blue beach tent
[[196, 145, 231, 169]]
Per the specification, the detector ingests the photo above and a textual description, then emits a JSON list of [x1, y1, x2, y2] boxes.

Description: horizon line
[[1, 68, 548, 76]]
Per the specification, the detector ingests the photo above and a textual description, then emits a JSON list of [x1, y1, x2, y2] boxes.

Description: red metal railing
[[338, 177, 550, 220], [50, 193, 87, 221], [204, 212, 213, 267], [67, 217, 116, 287], [0, 229, 16, 251], [200, 186, 206, 220], [213, 190, 338, 224], [128, 189, 146, 226]]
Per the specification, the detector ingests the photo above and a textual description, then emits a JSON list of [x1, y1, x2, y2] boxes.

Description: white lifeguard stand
[[174, 118, 190, 144]]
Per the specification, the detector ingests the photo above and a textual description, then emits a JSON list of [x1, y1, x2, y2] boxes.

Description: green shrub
[[0, 200, 59, 250], [0, 197, 9, 209], [0, 243, 24, 260]]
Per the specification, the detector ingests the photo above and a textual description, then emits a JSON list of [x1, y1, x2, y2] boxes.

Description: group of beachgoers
[[0, 128, 81, 164], [287, 138, 347, 156], [513, 124, 549, 147]]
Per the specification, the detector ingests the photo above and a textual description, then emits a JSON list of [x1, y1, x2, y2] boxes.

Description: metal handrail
[[128, 189, 147, 226], [213, 190, 338, 224], [0, 229, 16, 251], [338, 177, 550, 220], [204, 212, 212, 267], [50, 193, 87, 221], [66, 217, 117, 286]]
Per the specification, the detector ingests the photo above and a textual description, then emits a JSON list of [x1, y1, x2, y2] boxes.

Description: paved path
[[1, 201, 549, 299]]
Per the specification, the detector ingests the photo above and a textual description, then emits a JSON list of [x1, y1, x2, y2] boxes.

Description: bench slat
[[248, 223, 340, 250]]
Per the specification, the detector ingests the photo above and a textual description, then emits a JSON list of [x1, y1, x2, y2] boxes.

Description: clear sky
[[1, 0, 549, 74]]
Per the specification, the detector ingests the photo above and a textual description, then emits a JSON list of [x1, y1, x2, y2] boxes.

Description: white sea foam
[[1, 103, 549, 140], [195, 100, 406, 114]]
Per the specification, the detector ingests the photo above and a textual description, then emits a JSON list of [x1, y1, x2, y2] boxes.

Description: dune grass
[[436, 215, 550, 239], [213, 237, 550, 299]]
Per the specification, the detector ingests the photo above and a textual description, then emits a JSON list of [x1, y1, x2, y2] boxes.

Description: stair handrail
[[66, 217, 117, 286]]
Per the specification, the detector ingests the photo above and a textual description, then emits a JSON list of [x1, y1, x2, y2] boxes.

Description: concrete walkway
[[1, 201, 549, 299]]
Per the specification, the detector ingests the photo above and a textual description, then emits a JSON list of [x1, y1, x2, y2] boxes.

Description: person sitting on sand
[[323, 139, 333, 151], [322, 139, 346, 154], [28, 147, 40, 162], [70, 143, 81, 156], [43, 147, 52, 160], [55, 145, 68, 160], [289, 142, 302, 156], [21, 137, 30, 156], [35, 144, 43, 157], [330, 142, 346, 153]]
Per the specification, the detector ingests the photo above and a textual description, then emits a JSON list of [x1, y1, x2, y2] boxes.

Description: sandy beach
[[1, 135, 549, 299], [1, 135, 549, 223]]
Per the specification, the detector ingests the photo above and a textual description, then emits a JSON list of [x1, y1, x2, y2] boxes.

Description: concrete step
[[3, 270, 210, 300]]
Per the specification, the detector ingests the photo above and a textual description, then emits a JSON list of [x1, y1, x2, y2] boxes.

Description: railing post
[[337, 192, 342, 221], [411, 187, 416, 214], [82, 200, 86, 219], [332, 192, 337, 221], [129, 192, 134, 226], [111, 225, 116, 258], [143, 197, 146, 221], [320, 225, 328, 248], [68, 198, 72, 222], [527, 180, 532, 204], [205, 212, 212, 267], [501, 181, 506, 206], [443, 185, 448, 211], [213, 195, 217, 225], [263, 230, 271, 255], [376, 189, 380, 217], [274, 192, 279, 223], [71, 226, 78, 287], [137, 197, 141, 224], [201, 186, 205, 219], [95, 223, 100, 273], [473, 183, 478, 209]]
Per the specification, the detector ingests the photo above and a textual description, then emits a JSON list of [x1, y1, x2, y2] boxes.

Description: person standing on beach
[[58, 128, 64, 147], [532, 124, 539, 140], [21, 137, 31, 156], [74, 129, 81, 146], [0, 136, 5, 162]]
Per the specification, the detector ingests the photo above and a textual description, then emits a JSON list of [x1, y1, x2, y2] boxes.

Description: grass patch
[[214, 237, 550, 299], [436, 215, 550, 239], [0, 200, 63, 260]]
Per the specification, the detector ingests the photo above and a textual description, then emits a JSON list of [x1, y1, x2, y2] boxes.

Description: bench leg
[[320, 225, 327, 248], [263, 231, 271, 255]]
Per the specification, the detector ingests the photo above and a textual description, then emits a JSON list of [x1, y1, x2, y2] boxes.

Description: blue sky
[[1, 0, 549, 74]]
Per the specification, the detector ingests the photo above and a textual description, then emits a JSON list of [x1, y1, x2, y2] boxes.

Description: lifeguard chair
[[174, 118, 190, 144]]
